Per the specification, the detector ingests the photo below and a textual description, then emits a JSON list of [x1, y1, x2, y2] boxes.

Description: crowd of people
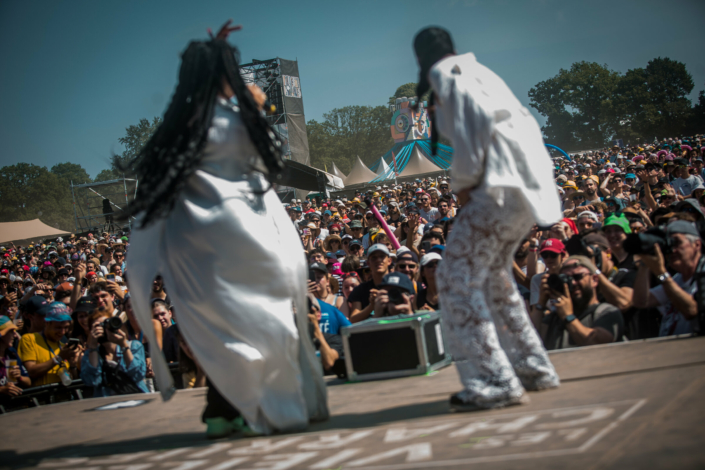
[[1, 135, 703, 405]]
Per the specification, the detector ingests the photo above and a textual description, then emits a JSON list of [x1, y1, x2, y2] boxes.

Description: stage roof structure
[[344, 156, 378, 186], [329, 162, 347, 182], [370, 140, 454, 183], [0, 219, 70, 244], [375, 158, 390, 175]]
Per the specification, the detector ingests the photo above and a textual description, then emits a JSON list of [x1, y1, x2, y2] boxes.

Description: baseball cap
[[378, 272, 414, 294], [539, 239, 565, 254], [429, 244, 446, 255], [367, 244, 390, 257], [420, 252, 442, 267], [666, 220, 700, 238], [396, 251, 419, 263], [41, 302, 72, 321], [0, 315, 18, 337], [602, 213, 632, 234], [350, 220, 363, 229], [309, 262, 328, 274], [74, 296, 97, 313], [577, 211, 599, 222], [23, 296, 49, 315], [54, 282, 74, 293], [349, 239, 363, 248]]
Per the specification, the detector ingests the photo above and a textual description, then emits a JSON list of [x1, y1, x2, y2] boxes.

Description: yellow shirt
[[17, 333, 68, 386]]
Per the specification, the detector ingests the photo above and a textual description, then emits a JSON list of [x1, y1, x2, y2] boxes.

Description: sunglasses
[[365, 216, 374, 220], [343, 240, 350, 245], [330, 231, 340, 234], [541, 251, 561, 259]]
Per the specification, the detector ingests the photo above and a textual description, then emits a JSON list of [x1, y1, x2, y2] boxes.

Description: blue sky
[[1, 0, 704, 178]]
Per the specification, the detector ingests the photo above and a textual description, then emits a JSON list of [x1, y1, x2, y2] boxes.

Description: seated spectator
[[373, 272, 417, 317], [81, 306, 148, 396], [153, 299, 179, 362], [632, 220, 702, 336], [173, 325, 205, 389], [309, 262, 344, 311], [307, 294, 345, 375], [70, 297, 97, 345], [18, 303, 83, 386], [88, 280, 123, 315], [417, 253, 441, 311], [349, 244, 392, 323], [0, 316, 31, 398], [542, 256, 624, 350], [323, 234, 342, 254], [340, 273, 361, 318], [18, 296, 49, 335], [395, 250, 420, 287]]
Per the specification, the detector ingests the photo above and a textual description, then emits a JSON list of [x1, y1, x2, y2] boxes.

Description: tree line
[[529, 57, 704, 150], [3, 60, 702, 230]]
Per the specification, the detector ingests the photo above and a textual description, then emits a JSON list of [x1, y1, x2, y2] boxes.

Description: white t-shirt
[[673, 176, 703, 197], [419, 207, 441, 223], [651, 272, 698, 337]]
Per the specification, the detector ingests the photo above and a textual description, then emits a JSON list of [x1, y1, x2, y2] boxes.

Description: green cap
[[602, 213, 632, 234]]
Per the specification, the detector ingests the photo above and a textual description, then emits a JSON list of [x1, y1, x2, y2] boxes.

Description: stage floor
[[2, 336, 705, 470]]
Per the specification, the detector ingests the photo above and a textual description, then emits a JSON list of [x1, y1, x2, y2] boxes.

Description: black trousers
[[202, 378, 241, 422]]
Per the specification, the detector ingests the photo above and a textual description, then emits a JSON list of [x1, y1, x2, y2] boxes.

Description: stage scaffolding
[[70, 177, 137, 234]]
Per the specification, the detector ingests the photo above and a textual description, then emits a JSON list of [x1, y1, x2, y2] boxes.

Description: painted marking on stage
[[35, 399, 647, 470]]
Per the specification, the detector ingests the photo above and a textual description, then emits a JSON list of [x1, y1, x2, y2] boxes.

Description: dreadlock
[[125, 38, 283, 228], [412, 27, 455, 157]]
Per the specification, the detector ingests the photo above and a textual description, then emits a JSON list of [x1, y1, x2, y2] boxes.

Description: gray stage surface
[[2, 335, 704, 470]]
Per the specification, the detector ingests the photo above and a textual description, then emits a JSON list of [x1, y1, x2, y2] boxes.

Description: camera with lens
[[547, 273, 572, 294], [387, 288, 406, 305], [98, 316, 124, 344], [565, 234, 603, 271], [623, 226, 672, 256]]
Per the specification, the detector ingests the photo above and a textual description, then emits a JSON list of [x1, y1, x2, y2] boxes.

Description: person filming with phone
[[81, 306, 149, 397]]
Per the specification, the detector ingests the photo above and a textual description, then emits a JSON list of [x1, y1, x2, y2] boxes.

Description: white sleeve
[[429, 64, 494, 191]]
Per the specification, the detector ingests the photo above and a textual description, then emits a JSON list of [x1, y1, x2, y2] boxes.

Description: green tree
[[94, 168, 122, 182], [388, 82, 430, 106], [50, 162, 92, 186], [308, 105, 393, 174], [615, 57, 694, 141], [0, 163, 75, 231], [529, 61, 621, 149], [112, 117, 162, 176]]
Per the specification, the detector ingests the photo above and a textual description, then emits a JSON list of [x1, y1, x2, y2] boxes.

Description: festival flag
[[391, 151, 399, 176]]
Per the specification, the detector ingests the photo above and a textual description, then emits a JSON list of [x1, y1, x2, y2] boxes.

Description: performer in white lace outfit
[[412, 27, 562, 410], [125, 22, 328, 436]]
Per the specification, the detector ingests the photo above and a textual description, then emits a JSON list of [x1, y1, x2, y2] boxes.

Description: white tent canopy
[[0, 219, 71, 244], [344, 155, 378, 186], [329, 162, 347, 182], [398, 146, 443, 177], [376, 158, 391, 175]]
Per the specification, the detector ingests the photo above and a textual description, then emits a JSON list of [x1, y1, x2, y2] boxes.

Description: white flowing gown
[[127, 97, 328, 434]]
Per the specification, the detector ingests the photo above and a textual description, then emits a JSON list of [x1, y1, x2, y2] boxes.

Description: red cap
[[540, 238, 565, 254]]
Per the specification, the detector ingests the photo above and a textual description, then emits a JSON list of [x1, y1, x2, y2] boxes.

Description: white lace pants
[[437, 188, 559, 407]]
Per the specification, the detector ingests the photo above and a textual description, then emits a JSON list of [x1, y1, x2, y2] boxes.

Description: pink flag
[[391, 151, 399, 176]]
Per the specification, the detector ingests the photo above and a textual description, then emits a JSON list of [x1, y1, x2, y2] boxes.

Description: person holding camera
[[542, 256, 624, 350], [373, 272, 416, 317], [632, 221, 701, 337], [81, 306, 149, 397]]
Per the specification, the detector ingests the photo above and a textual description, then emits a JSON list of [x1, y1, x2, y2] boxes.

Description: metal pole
[[123, 175, 130, 231], [70, 181, 80, 233]]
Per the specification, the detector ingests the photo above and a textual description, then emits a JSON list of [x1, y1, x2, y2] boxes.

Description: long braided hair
[[412, 27, 455, 157], [125, 36, 283, 228]]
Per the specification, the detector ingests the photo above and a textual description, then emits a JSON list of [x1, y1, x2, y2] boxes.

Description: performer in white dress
[[412, 27, 562, 411], [125, 22, 328, 436]]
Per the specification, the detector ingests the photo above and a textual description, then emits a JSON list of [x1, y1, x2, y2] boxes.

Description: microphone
[[263, 100, 277, 115]]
